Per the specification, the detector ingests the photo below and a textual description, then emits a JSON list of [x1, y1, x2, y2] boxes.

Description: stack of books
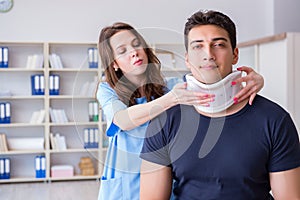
[[49, 108, 68, 123], [29, 109, 45, 124], [50, 133, 67, 151], [49, 54, 63, 69], [79, 76, 98, 97], [26, 54, 44, 69]]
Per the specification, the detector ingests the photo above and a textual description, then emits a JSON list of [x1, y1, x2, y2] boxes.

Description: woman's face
[[110, 30, 148, 82]]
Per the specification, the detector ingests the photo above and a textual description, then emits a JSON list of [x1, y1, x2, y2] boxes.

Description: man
[[140, 10, 300, 200]]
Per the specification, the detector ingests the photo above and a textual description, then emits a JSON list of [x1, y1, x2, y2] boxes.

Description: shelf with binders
[[0, 41, 104, 183], [48, 42, 99, 70], [1, 99, 45, 125], [0, 153, 47, 183], [49, 125, 100, 151], [49, 98, 98, 124], [0, 42, 45, 70], [0, 70, 46, 98], [46, 71, 98, 97]]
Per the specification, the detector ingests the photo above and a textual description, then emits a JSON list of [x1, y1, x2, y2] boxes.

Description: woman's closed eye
[[132, 39, 142, 48], [116, 47, 126, 55]]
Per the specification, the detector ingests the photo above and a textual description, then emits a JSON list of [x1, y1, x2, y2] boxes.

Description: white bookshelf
[[0, 41, 105, 183], [0, 41, 189, 183]]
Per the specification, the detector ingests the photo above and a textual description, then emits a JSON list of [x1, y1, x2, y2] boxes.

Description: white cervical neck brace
[[186, 70, 242, 113]]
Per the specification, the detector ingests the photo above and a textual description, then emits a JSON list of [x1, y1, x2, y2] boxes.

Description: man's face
[[185, 25, 239, 84]]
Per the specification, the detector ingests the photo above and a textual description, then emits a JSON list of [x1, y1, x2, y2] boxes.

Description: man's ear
[[185, 53, 191, 70], [232, 48, 239, 65]]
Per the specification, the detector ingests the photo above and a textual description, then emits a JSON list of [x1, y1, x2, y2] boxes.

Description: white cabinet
[[0, 41, 106, 183], [237, 32, 300, 133]]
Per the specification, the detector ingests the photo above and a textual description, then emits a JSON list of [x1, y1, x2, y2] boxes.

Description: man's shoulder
[[253, 95, 289, 116]]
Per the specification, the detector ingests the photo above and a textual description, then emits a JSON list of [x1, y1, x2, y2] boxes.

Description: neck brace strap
[[186, 70, 242, 113]]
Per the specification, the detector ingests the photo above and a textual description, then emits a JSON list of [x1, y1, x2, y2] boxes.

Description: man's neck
[[195, 98, 249, 118]]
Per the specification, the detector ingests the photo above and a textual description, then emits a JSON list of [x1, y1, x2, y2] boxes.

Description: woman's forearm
[[113, 92, 177, 130]]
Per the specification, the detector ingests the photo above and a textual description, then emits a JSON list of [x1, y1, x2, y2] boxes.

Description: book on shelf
[[49, 53, 63, 69], [50, 133, 67, 151], [29, 109, 45, 124], [0, 89, 12, 97], [26, 54, 44, 69], [0, 133, 8, 152], [79, 76, 98, 97], [49, 108, 68, 123]]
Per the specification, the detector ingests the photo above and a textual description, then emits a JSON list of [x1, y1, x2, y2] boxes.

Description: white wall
[[274, 0, 300, 34], [0, 0, 274, 44]]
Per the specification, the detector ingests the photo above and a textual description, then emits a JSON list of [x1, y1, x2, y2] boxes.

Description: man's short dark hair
[[184, 10, 237, 52]]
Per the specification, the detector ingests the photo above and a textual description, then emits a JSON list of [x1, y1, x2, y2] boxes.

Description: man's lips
[[200, 65, 218, 70]]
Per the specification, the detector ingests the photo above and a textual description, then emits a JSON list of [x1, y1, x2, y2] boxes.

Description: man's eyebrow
[[190, 37, 228, 45], [190, 40, 203, 45], [212, 37, 228, 42]]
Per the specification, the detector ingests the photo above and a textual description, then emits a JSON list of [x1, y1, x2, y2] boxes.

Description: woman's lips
[[133, 59, 143, 66]]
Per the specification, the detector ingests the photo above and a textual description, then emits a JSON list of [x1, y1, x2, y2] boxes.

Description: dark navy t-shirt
[[140, 95, 300, 200]]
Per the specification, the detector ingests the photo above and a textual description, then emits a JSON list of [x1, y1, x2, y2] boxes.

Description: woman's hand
[[233, 66, 264, 105], [170, 82, 215, 106]]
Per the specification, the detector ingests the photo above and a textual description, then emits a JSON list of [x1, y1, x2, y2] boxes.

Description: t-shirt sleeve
[[140, 111, 172, 166], [96, 82, 126, 137], [269, 113, 300, 172]]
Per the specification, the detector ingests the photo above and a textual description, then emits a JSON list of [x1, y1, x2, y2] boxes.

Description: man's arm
[[270, 166, 300, 200], [140, 160, 173, 200]]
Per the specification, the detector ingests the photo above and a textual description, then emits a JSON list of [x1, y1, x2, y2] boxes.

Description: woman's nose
[[128, 46, 138, 57]]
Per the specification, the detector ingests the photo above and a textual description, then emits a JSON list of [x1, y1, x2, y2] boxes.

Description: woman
[[96, 22, 263, 200]]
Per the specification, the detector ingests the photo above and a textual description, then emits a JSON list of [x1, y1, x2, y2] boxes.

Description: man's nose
[[202, 47, 215, 61]]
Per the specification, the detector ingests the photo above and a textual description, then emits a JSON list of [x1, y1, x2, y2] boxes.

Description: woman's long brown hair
[[98, 22, 166, 106]]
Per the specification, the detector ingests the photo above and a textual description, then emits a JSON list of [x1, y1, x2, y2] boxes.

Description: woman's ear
[[232, 48, 239, 65], [113, 62, 119, 71]]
